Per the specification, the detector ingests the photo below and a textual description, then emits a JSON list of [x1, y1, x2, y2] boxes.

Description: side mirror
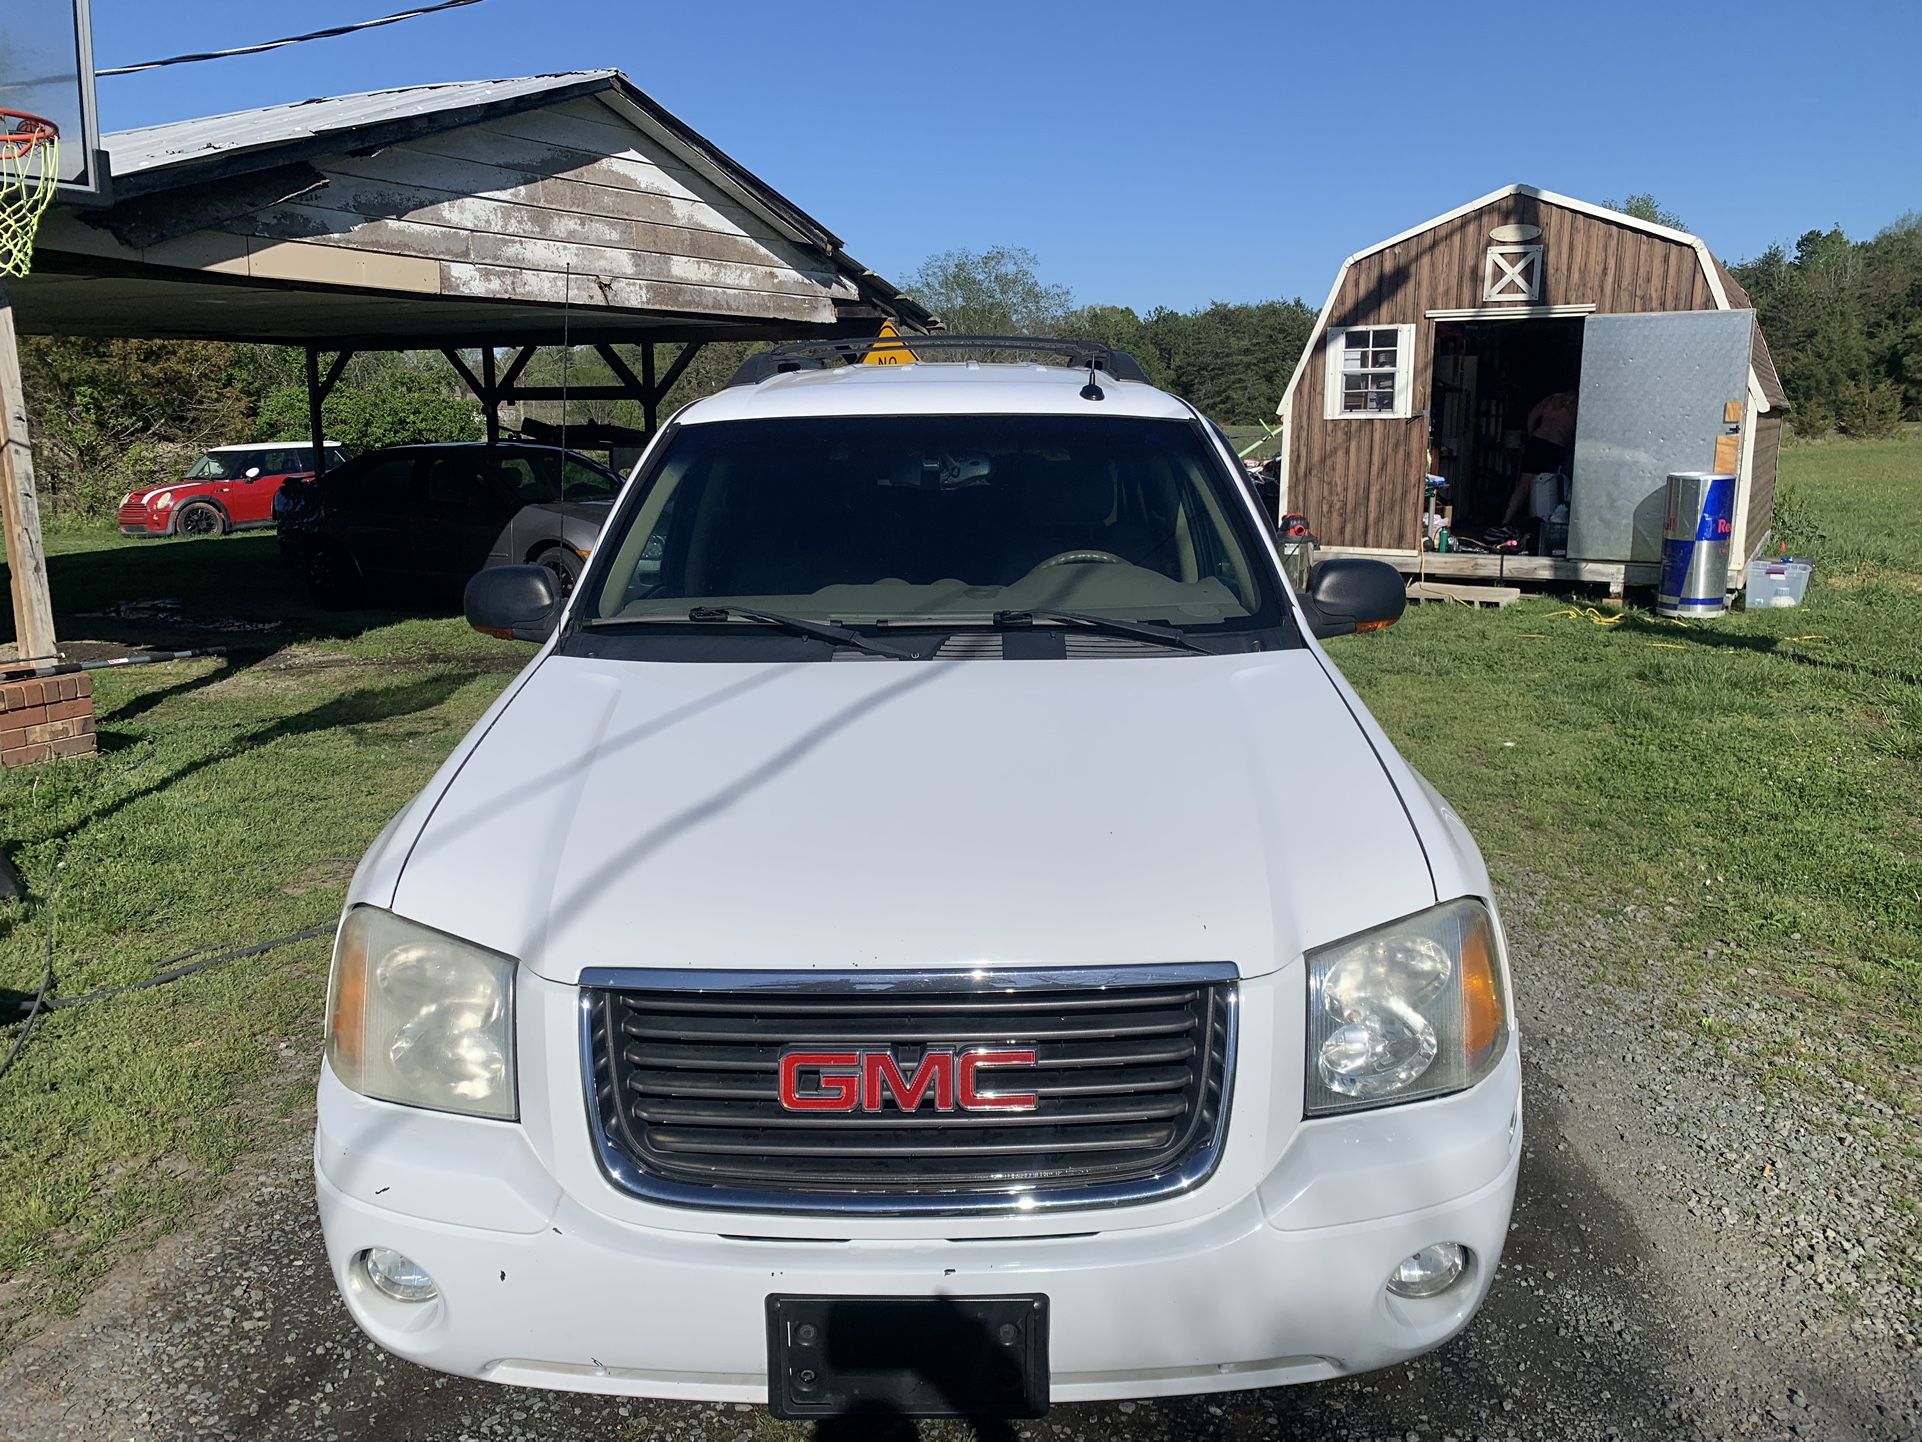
[[1302, 557, 1405, 639], [464, 564, 560, 642]]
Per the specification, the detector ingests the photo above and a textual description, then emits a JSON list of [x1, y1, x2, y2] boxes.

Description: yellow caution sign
[[862, 320, 919, 365]]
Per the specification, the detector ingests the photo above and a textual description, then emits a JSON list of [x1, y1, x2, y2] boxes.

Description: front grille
[[583, 967, 1236, 1213]]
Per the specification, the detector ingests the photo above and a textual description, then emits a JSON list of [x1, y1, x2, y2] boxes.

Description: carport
[[1, 69, 933, 676]]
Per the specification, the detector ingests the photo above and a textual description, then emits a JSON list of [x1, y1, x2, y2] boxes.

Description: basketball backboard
[[0, 0, 107, 200]]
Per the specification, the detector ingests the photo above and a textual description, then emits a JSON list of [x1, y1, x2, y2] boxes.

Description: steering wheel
[[1035, 549, 1130, 570]]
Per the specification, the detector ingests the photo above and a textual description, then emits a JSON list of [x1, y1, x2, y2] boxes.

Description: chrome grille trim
[[578, 964, 1239, 1216]]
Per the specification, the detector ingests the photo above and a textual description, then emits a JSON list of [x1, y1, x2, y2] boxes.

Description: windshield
[[185, 450, 261, 480], [584, 415, 1280, 633], [493, 451, 623, 504]]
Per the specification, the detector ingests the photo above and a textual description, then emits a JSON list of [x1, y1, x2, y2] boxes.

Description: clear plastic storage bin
[[1745, 558, 1813, 609]]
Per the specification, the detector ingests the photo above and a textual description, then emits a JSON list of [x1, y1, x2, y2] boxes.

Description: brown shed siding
[[1715, 260, 1791, 411], [1746, 413, 1784, 560], [1289, 193, 1718, 549]]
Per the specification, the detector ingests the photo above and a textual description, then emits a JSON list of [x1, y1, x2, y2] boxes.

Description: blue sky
[[87, 0, 1920, 312]]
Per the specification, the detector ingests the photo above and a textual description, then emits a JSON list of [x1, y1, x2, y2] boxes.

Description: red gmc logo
[[778, 1047, 1040, 1113]]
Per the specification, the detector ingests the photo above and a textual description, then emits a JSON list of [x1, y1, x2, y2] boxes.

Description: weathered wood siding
[[212, 97, 848, 325], [1288, 193, 1719, 549], [1746, 413, 1784, 558]]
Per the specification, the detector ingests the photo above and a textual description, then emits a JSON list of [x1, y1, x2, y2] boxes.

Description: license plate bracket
[[766, 1294, 1049, 1419]]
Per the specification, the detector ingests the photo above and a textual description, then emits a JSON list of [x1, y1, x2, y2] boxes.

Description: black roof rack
[[724, 335, 1154, 388]]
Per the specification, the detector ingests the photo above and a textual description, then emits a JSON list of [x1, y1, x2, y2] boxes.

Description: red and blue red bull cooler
[[1657, 472, 1736, 619]]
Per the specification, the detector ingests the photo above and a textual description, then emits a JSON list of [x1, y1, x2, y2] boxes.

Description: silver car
[[277, 443, 623, 606]]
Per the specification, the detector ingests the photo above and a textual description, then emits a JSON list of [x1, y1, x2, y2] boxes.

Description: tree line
[[1730, 216, 1920, 437], [16, 208, 1918, 519]]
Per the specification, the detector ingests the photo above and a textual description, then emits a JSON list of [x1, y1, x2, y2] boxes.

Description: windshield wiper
[[683, 605, 917, 659], [990, 609, 1212, 655]]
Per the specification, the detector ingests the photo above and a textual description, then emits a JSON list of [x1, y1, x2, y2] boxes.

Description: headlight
[[151, 490, 175, 509], [325, 906, 517, 1120], [1305, 898, 1508, 1116]]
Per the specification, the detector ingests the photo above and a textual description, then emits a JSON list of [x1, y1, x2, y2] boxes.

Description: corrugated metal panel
[[104, 72, 619, 177], [1567, 310, 1754, 563]]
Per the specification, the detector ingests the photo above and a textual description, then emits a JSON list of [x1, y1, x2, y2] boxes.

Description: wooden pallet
[[1324, 545, 1659, 591], [1405, 580, 1522, 608]]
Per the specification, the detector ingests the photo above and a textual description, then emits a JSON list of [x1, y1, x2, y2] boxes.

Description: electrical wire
[[558, 262, 573, 457], [38, 925, 338, 1013], [0, 838, 69, 1086], [0, 852, 338, 1085], [98, 0, 485, 77]]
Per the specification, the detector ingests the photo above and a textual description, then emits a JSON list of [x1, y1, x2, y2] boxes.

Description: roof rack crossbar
[[724, 336, 1153, 388]]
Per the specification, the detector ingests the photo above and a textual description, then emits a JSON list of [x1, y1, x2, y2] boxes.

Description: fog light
[[360, 1247, 438, 1303], [1386, 1242, 1467, 1299]]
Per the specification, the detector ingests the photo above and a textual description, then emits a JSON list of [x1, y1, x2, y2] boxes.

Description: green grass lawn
[[1, 434, 1918, 1340]]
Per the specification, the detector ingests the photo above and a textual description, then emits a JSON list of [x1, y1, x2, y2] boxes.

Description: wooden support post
[[493, 385, 653, 402], [498, 345, 538, 393], [441, 347, 485, 398], [654, 341, 703, 402], [0, 280, 56, 665], [593, 343, 646, 397], [305, 348, 352, 475], [481, 346, 500, 444], [641, 342, 658, 433], [304, 347, 328, 477], [442, 346, 502, 443]]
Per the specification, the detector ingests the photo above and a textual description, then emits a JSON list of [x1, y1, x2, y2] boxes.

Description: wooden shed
[[1274, 184, 1789, 588]]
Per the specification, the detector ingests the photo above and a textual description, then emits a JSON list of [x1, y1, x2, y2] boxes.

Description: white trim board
[[1425, 303, 1596, 320]]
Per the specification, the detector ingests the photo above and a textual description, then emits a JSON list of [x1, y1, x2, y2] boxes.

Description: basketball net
[[0, 113, 60, 280]]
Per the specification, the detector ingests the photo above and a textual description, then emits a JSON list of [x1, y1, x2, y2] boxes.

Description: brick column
[[0, 673, 96, 766]]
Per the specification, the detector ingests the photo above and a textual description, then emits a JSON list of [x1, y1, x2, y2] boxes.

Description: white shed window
[[1324, 324, 1415, 419]]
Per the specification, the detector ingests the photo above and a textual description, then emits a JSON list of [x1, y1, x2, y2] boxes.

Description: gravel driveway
[[3, 883, 1916, 1442]]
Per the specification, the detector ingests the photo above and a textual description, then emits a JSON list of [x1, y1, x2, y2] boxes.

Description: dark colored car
[[276, 443, 625, 606], [119, 442, 351, 537]]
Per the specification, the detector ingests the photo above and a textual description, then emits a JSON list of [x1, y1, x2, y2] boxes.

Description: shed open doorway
[[1428, 316, 1584, 554]]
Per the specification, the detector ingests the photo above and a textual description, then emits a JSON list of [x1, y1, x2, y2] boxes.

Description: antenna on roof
[[557, 262, 572, 457], [1079, 349, 1105, 403]]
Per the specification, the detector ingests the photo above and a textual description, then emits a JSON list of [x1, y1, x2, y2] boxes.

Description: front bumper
[[314, 1041, 1521, 1404], [118, 510, 170, 536]]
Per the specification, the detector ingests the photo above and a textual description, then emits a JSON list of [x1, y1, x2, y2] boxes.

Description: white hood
[[388, 651, 1435, 982]]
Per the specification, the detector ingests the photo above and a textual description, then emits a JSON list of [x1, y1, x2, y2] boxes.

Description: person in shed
[[1501, 387, 1578, 526]]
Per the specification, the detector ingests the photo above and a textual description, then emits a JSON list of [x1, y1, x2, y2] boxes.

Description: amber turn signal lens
[[326, 924, 369, 1078], [1460, 918, 1504, 1063]]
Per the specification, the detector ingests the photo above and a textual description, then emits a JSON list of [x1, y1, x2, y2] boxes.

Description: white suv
[[316, 338, 1521, 1421]]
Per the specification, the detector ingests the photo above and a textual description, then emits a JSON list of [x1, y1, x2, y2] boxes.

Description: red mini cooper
[[119, 442, 350, 538]]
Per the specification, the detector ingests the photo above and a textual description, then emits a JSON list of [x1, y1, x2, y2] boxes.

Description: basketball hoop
[[0, 110, 60, 280]]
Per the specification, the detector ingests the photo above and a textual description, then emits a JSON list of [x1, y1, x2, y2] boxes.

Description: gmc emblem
[[778, 1047, 1039, 1114]]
